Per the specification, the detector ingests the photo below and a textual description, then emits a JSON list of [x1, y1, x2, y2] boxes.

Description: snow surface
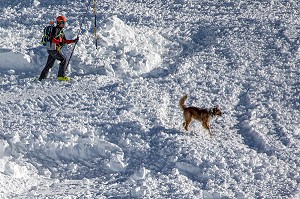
[[0, 0, 300, 198]]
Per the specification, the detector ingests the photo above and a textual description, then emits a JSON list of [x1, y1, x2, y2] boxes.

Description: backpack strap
[[51, 26, 57, 40]]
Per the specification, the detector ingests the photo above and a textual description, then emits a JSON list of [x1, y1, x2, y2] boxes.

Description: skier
[[39, 15, 79, 81]]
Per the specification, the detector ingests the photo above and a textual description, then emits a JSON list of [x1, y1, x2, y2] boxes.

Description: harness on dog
[[209, 108, 215, 117]]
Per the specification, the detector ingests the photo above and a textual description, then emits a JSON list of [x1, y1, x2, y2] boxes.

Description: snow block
[[0, 49, 33, 72]]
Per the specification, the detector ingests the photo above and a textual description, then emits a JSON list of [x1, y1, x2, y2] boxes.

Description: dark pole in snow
[[94, 0, 98, 49]]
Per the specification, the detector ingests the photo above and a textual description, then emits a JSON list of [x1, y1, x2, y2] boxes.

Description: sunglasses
[[59, 21, 66, 25]]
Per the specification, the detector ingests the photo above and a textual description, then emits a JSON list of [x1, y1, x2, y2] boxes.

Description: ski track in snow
[[0, 0, 300, 198]]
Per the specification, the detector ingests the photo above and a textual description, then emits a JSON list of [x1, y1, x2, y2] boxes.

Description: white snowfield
[[0, 0, 300, 198]]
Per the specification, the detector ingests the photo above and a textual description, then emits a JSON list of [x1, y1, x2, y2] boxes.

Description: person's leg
[[38, 51, 56, 81], [55, 51, 67, 77]]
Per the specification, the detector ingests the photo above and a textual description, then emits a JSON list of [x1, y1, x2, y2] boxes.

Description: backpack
[[41, 22, 54, 46]]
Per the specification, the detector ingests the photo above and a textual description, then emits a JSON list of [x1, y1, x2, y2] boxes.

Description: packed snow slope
[[0, 0, 300, 198]]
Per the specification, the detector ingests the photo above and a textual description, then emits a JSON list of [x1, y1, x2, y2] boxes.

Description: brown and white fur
[[179, 94, 222, 135]]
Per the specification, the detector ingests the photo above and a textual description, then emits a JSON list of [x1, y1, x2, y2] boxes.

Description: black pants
[[39, 50, 67, 80]]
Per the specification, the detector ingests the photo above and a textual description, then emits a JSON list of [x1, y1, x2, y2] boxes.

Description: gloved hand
[[56, 43, 62, 51], [73, 37, 79, 43]]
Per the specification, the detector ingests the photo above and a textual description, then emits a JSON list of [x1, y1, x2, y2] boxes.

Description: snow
[[0, 49, 32, 72], [0, 0, 300, 198]]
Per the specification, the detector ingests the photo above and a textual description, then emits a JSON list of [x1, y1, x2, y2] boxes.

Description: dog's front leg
[[204, 120, 213, 136], [208, 128, 213, 136]]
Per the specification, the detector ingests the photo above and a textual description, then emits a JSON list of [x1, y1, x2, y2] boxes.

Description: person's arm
[[64, 39, 76, 44], [64, 36, 79, 44], [63, 31, 79, 44], [52, 37, 62, 44]]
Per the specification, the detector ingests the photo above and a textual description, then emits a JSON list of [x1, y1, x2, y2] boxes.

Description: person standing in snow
[[39, 15, 79, 81]]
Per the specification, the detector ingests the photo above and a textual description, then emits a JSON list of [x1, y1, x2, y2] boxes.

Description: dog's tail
[[179, 94, 188, 110]]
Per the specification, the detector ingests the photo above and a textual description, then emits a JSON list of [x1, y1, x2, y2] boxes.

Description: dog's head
[[212, 106, 222, 116]]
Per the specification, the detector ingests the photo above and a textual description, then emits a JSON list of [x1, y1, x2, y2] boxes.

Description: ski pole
[[94, 0, 98, 49]]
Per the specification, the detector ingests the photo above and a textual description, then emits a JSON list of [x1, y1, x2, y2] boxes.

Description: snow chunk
[[4, 161, 28, 178], [33, 0, 40, 7], [105, 154, 127, 172], [131, 167, 149, 181], [97, 16, 168, 77], [0, 49, 33, 72], [0, 140, 9, 158]]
